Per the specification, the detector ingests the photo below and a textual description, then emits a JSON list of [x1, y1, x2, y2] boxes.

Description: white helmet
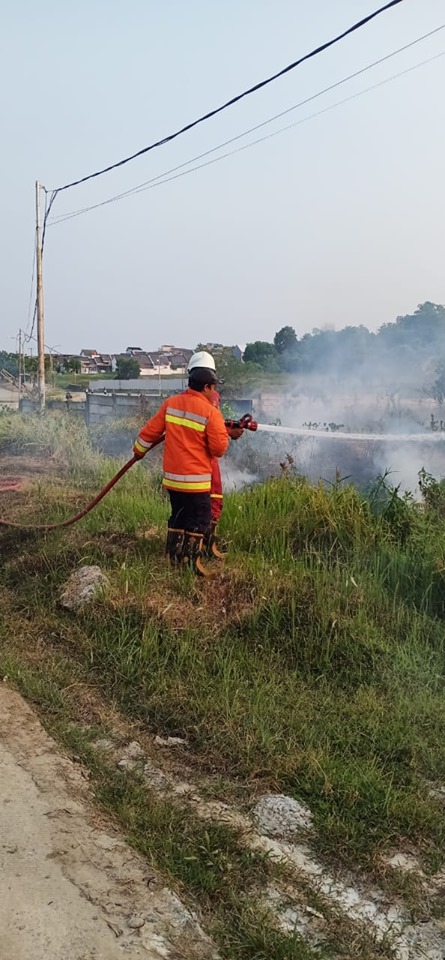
[[188, 351, 216, 373]]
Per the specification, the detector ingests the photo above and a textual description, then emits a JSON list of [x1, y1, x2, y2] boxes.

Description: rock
[[125, 741, 145, 761], [116, 741, 146, 772], [252, 794, 313, 839], [154, 735, 187, 748], [60, 566, 109, 611], [143, 762, 170, 791], [92, 738, 115, 752], [128, 916, 145, 929], [384, 852, 421, 873]]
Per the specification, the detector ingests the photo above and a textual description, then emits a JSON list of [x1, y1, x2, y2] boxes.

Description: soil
[[0, 683, 216, 960]]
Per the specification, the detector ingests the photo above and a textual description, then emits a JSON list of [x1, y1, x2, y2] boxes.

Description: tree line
[[2, 302, 444, 395], [243, 302, 445, 385]]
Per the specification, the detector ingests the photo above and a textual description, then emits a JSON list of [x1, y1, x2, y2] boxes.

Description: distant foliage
[[116, 356, 140, 380], [243, 341, 279, 372], [243, 302, 445, 383]]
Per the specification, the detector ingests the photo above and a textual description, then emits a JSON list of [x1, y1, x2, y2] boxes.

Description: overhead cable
[[49, 48, 445, 227], [49, 25, 445, 224], [49, 0, 407, 193]]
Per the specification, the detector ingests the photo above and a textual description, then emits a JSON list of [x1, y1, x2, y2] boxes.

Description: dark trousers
[[168, 491, 211, 535]]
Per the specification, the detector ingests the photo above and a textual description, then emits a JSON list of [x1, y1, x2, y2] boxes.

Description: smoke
[[221, 461, 259, 491], [225, 368, 445, 494]]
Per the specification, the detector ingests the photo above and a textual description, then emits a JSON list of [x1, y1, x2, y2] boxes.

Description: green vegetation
[[1, 412, 445, 956], [115, 355, 141, 379], [243, 302, 445, 389]]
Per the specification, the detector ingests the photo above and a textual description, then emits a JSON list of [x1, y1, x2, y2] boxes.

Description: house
[[114, 352, 173, 377], [202, 343, 245, 362], [118, 345, 193, 377], [79, 350, 113, 375]]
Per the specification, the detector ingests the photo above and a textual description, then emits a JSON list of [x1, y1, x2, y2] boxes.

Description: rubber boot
[[203, 521, 226, 560], [183, 531, 217, 577], [166, 528, 185, 567]]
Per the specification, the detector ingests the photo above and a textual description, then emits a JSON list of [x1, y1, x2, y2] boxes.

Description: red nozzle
[[224, 414, 258, 432]]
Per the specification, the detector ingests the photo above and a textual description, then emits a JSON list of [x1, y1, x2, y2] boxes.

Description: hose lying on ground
[[0, 439, 162, 531]]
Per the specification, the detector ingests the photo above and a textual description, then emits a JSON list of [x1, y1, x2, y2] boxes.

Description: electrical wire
[[49, 24, 445, 225], [49, 0, 407, 194], [49, 48, 445, 227]]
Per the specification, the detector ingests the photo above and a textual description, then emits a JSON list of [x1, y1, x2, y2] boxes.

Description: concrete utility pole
[[35, 181, 45, 412], [18, 328, 22, 402]]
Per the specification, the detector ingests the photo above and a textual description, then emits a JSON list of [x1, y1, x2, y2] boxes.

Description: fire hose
[[0, 415, 258, 531]]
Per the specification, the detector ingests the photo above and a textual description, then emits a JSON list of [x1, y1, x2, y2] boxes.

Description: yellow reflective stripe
[[210, 493, 223, 499], [163, 478, 211, 491], [134, 441, 147, 455], [165, 414, 205, 432], [135, 437, 152, 449], [164, 471, 211, 482]]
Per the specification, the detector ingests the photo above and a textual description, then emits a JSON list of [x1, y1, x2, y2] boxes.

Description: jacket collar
[[184, 387, 213, 407]]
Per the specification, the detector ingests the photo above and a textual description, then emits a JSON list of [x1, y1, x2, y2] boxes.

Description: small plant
[[419, 468, 445, 515]]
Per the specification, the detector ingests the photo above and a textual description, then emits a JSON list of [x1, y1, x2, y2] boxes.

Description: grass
[[2, 411, 445, 955]]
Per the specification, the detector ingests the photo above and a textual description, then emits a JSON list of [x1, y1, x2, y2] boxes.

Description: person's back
[[133, 352, 228, 574]]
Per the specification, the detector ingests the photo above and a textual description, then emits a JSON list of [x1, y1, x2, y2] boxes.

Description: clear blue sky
[[1, 0, 444, 355]]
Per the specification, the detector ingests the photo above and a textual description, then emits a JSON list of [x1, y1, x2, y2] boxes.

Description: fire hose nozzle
[[224, 414, 258, 432]]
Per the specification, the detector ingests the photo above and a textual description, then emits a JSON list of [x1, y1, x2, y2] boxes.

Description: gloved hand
[[133, 447, 147, 460], [227, 427, 244, 440]]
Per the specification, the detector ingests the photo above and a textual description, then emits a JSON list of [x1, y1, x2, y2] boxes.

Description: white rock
[[60, 566, 109, 611], [154, 735, 187, 748], [252, 794, 313, 839], [384, 852, 422, 873], [125, 741, 145, 761]]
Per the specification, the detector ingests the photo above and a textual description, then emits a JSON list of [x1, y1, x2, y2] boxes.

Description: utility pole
[[35, 181, 45, 412], [18, 328, 23, 403]]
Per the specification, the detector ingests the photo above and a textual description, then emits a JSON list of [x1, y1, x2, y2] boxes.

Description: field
[[1, 411, 445, 958]]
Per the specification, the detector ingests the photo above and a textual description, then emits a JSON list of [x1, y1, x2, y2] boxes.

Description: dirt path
[[0, 684, 216, 960]]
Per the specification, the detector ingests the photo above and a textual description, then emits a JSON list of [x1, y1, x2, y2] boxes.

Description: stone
[[154, 735, 187, 748], [59, 566, 109, 611], [125, 741, 145, 761], [252, 794, 313, 839]]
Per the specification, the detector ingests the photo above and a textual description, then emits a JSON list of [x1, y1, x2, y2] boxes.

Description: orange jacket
[[134, 388, 229, 493]]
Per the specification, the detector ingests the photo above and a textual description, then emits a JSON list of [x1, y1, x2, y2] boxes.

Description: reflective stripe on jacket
[[133, 388, 229, 493], [211, 457, 223, 521]]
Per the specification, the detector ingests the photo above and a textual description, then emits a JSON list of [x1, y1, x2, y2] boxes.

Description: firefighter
[[133, 351, 228, 574], [205, 387, 243, 559]]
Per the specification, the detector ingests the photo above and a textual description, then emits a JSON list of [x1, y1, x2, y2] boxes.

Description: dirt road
[[0, 684, 215, 960]]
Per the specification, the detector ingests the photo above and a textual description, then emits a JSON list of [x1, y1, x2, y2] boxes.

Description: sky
[[1, 0, 444, 356]]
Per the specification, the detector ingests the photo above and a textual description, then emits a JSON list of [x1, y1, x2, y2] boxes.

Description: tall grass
[[2, 412, 445, 872]]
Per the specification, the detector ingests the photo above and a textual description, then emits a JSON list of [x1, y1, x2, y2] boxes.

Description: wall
[[86, 392, 159, 425], [88, 377, 186, 393], [86, 391, 253, 426], [0, 385, 20, 410]]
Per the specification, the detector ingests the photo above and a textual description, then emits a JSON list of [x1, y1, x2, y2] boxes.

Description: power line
[[49, 48, 445, 228], [49, 24, 445, 225], [49, 0, 407, 194]]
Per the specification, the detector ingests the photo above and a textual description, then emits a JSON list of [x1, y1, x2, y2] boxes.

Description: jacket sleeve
[[133, 401, 167, 457], [206, 407, 229, 459]]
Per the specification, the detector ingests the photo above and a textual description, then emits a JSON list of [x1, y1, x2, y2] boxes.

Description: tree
[[274, 326, 297, 354], [65, 357, 81, 374], [273, 326, 302, 372], [0, 351, 18, 377], [116, 356, 140, 379], [213, 349, 262, 395], [427, 360, 445, 405], [243, 341, 278, 371]]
